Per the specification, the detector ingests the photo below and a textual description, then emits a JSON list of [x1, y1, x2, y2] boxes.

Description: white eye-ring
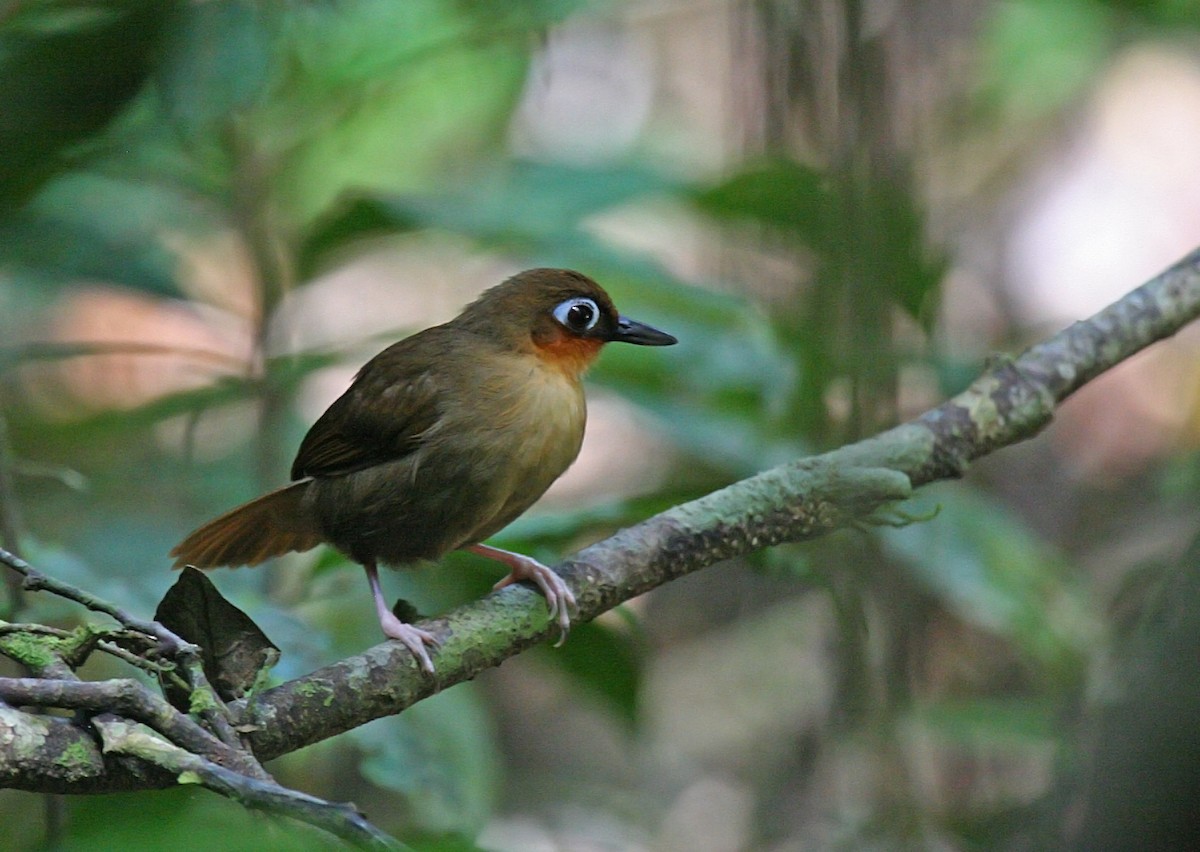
[[553, 297, 601, 333]]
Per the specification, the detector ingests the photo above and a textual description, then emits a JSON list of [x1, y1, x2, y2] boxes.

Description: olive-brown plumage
[[171, 269, 676, 672]]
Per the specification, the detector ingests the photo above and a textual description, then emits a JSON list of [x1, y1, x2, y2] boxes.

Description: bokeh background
[[3, 0, 1200, 849]]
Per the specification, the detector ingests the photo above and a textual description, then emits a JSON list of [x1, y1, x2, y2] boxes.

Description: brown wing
[[290, 331, 447, 480]]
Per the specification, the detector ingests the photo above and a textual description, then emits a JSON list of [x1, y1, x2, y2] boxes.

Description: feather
[[169, 481, 321, 569]]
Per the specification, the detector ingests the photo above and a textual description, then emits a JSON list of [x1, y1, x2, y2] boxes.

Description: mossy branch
[[3, 247, 1200, 801]]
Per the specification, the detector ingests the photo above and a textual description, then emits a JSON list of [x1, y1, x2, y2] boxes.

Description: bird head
[[456, 269, 677, 377]]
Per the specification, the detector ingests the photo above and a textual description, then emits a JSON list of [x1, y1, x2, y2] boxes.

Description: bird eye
[[553, 297, 601, 333]]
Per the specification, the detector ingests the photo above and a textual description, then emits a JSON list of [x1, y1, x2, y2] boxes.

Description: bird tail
[[170, 480, 323, 569]]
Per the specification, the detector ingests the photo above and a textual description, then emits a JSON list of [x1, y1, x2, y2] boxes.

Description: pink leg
[[467, 544, 577, 644], [365, 560, 439, 674]]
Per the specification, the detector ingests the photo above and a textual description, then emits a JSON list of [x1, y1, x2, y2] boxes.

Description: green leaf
[[21, 537, 152, 623], [398, 835, 487, 852], [0, 171, 230, 295], [596, 308, 801, 476], [858, 178, 946, 328], [350, 685, 499, 836], [531, 617, 644, 726], [695, 162, 944, 329], [300, 195, 423, 273], [260, 2, 542, 229], [62, 785, 344, 851], [911, 698, 1057, 746], [879, 485, 1096, 677], [0, 0, 176, 208], [154, 1, 275, 136], [1095, 0, 1200, 27], [301, 159, 680, 275], [978, 0, 1112, 121], [692, 158, 831, 242]]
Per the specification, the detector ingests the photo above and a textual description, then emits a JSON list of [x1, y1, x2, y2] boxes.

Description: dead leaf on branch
[[155, 567, 279, 706]]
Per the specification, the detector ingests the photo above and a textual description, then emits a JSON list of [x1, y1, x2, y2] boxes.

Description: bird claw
[[379, 613, 440, 674], [490, 554, 578, 643]]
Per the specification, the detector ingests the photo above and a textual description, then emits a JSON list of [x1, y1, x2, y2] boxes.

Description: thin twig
[[93, 717, 409, 851], [0, 622, 182, 677], [98, 639, 175, 675], [1, 546, 180, 645]]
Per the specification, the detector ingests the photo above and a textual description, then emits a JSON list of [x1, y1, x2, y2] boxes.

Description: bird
[[170, 268, 677, 673]]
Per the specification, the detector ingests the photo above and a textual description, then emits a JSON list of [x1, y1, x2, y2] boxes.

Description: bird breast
[[459, 352, 587, 535]]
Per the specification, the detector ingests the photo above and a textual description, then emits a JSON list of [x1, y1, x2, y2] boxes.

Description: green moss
[[55, 739, 97, 778], [188, 686, 220, 715], [295, 680, 336, 707], [0, 631, 62, 670]]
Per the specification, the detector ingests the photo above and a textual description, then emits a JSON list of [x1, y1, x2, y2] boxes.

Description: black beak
[[609, 316, 677, 346]]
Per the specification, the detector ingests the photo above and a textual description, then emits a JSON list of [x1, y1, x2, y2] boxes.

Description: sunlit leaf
[[261, 1, 542, 228]]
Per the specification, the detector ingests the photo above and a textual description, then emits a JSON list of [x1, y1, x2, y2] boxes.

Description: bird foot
[[365, 560, 440, 673], [468, 544, 578, 645], [379, 611, 440, 674]]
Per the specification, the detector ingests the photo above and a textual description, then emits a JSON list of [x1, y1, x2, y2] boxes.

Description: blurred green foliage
[[1, 0, 1198, 849]]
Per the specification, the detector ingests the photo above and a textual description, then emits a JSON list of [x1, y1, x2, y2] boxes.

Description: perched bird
[[171, 268, 676, 673]]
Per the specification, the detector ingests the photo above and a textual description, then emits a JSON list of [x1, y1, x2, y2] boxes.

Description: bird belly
[[307, 458, 470, 564]]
